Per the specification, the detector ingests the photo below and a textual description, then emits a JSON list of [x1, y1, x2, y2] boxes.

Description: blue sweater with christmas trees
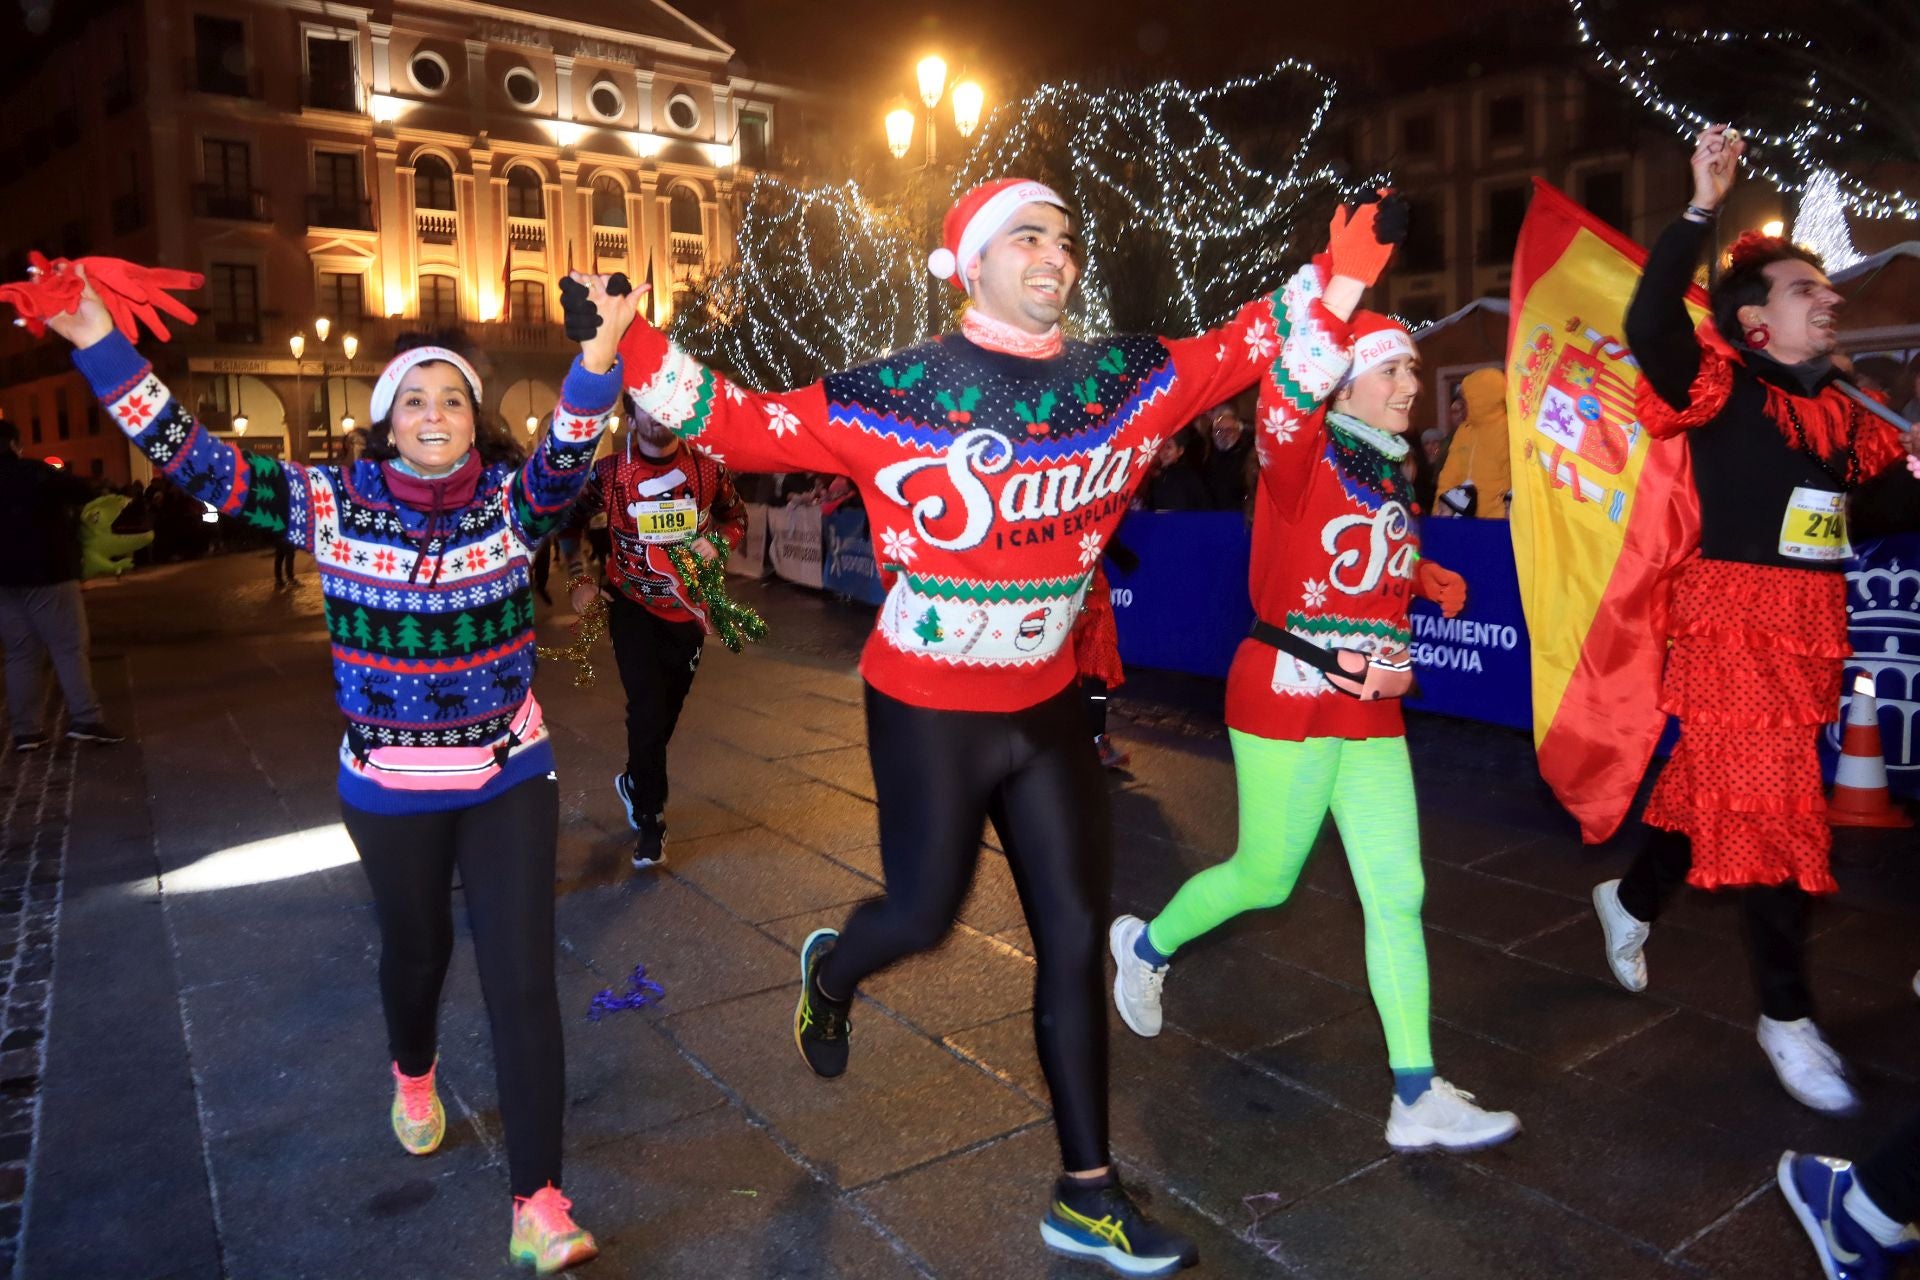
[[74, 330, 618, 814]]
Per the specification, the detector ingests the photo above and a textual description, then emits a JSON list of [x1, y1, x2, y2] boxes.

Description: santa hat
[[1342, 311, 1416, 383], [926, 178, 1070, 291], [370, 346, 485, 423]]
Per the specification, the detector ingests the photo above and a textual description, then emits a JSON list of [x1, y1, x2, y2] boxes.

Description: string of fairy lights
[[952, 62, 1366, 335], [1565, 0, 1913, 268], [674, 62, 1365, 388], [671, 178, 930, 391]]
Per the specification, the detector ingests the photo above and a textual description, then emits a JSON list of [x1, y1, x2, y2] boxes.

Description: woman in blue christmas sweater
[[44, 265, 633, 1274]]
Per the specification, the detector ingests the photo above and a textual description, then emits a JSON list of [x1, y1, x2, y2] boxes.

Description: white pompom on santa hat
[[926, 177, 1070, 291], [1341, 311, 1417, 384]]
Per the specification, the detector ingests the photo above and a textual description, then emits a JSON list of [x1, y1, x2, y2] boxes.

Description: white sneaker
[[1757, 1017, 1859, 1114], [1591, 879, 1650, 993], [1385, 1078, 1521, 1152], [1109, 915, 1167, 1038]]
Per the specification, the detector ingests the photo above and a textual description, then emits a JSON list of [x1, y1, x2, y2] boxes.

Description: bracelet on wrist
[[1684, 203, 1719, 223]]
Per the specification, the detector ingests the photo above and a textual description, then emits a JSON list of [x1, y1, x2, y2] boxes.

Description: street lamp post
[[884, 57, 986, 333], [294, 320, 360, 460]]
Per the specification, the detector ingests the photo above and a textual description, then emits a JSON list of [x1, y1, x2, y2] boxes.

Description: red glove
[[0, 253, 203, 342], [1416, 560, 1467, 617], [77, 258, 205, 342], [1325, 189, 1405, 286], [0, 252, 83, 337]]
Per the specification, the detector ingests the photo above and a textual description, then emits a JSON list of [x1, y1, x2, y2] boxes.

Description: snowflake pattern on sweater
[[620, 264, 1348, 712], [1231, 319, 1435, 742], [74, 331, 618, 809]]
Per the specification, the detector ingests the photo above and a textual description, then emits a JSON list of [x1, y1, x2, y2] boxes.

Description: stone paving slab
[[662, 985, 1045, 1189]]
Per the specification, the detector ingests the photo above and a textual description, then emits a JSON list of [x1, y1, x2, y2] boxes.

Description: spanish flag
[[1506, 180, 1706, 843]]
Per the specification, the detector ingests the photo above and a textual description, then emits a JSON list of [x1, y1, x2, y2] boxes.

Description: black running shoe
[[66, 722, 124, 745], [1040, 1177, 1198, 1278], [793, 928, 851, 1078], [11, 734, 47, 754], [633, 814, 667, 870]]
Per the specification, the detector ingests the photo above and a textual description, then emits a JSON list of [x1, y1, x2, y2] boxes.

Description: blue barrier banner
[[1822, 533, 1920, 799], [1107, 512, 1252, 678], [822, 509, 888, 606], [1107, 512, 1531, 728], [1404, 518, 1533, 731]]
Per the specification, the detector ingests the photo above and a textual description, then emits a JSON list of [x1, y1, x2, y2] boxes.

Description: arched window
[[591, 176, 626, 228], [414, 154, 455, 211], [668, 187, 702, 235], [506, 166, 543, 218]]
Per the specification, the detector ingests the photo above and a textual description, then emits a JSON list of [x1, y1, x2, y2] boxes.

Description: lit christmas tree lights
[[1565, 0, 1915, 268]]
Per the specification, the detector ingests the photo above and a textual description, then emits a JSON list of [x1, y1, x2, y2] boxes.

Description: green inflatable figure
[[79, 494, 152, 578]]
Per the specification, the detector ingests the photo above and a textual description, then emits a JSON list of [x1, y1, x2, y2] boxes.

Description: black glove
[[559, 277, 600, 342], [1352, 189, 1409, 247]]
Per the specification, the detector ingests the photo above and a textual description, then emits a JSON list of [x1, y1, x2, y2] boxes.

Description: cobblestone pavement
[[12, 552, 1920, 1280]]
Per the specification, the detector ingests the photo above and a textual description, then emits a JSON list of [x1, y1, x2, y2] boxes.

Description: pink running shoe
[[510, 1185, 599, 1274], [389, 1061, 445, 1156]]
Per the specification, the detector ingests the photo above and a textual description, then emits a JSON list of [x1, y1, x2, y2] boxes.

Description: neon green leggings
[[1146, 731, 1432, 1071]]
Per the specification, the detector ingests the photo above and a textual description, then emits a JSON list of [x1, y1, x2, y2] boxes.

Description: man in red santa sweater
[[618, 177, 1402, 1276], [561, 407, 747, 869]]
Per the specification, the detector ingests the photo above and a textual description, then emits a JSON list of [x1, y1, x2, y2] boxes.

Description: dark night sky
[[681, 0, 1561, 102]]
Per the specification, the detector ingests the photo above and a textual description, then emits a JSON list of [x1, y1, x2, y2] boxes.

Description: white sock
[[1844, 1181, 1909, 1248]]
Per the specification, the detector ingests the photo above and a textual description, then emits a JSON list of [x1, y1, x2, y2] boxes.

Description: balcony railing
[[507, 216, 545, 252], [193, 185, 270, 222], [670, 232, 705, 267], [593, 229, 628, 261], [302, 74, 362, 114], [416, 210, 458, 244], [308, 195, 374, 231], [212, 319, 262, 344], [186, 56, 258, 99], [476, 319, 571, 352]]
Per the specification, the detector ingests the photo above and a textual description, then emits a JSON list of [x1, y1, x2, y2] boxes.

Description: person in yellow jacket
[[1435, 367, 1511, 517]]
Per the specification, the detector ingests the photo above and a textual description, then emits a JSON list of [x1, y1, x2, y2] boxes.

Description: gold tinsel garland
[[535, 532, 767, 688]]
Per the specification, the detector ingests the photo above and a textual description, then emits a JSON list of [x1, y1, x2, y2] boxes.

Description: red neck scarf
[[381, 452, 482, 584], [1635, 325, 1905, 485], [961, 306, 1063, 359]]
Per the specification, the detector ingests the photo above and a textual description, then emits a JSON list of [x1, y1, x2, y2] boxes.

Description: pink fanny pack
[[344, 696, 546, 792]]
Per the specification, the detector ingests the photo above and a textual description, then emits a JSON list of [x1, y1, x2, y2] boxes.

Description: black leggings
[[342, 775, 563, 1198], [818, 683, 1112, 1172], [1860, 1108, 1920, 1226], [1616, 824, 1813, 1022], [608, 591, 705, 816]]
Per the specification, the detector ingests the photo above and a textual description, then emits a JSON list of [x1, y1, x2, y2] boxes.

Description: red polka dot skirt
[[1645, 558, 1848, 894], [1073, 567, 1126, 689]]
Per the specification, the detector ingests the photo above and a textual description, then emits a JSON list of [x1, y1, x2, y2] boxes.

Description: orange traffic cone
[[1829, 674, 1913, 829]]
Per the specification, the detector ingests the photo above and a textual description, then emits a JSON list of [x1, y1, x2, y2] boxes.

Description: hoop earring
[[1744, 325, 1770, 350]]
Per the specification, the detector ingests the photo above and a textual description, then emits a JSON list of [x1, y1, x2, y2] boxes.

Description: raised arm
[[55, 275, 314, 552], [1626, 126, 1743, 410], [1157, 195, 1388, 427], [508, 273, 631, 545], [616, 316, 843, 476]]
